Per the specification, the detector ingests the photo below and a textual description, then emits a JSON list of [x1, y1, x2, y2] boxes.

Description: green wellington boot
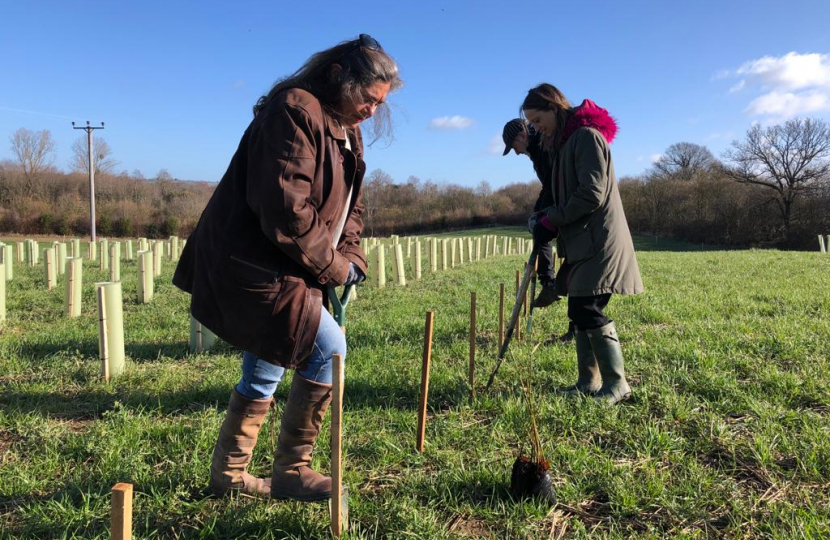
[[585, 322, 632, 405], [558, 327, 601, 395]]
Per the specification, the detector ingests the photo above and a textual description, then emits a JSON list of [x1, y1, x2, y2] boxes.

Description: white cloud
[[232, 79, 246, 89], [429, 115, 474, 130], [728, 80, 745, 94], [650, 154, 663, 164], [745, 89, 830, 117], [721, 52, 830, 120], [704, 131, 735, 142], [735, 52, 830, 91], [487, 135, 504, 155]]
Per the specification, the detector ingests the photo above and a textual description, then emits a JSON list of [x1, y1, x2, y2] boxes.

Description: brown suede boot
[[209, 390, 273, 497], [271, 374, 333, 501]]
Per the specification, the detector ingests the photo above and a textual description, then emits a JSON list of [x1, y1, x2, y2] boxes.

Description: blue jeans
[[235, 306, 345, 400]]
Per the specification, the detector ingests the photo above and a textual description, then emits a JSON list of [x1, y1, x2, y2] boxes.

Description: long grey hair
[[253, 36, 402, 144]]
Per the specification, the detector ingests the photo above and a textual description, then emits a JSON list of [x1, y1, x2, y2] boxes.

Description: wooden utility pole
[[72, 121, 105, 242]]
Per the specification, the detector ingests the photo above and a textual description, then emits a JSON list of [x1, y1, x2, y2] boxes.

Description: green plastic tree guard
[[97, 281, 125, 381], [190, 316, 218, 352], [65, 257, 83, 317]]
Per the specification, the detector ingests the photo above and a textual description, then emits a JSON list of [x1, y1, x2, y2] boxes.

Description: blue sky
[[2, 0, 830, 188]]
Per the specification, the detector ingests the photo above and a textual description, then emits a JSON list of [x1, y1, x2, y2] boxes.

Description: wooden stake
[[498, 283, 505, 351], [111, 482, 133, 540], [469, 292, 476, 399], [416, 310, 434, 452], [330, 353, 346, 536]]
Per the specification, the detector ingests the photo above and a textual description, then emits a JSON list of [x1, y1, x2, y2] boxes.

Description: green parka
[[544, 100, 643, 297]]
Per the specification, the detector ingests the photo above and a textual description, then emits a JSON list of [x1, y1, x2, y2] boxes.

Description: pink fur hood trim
[[561, 99, 618, 145]]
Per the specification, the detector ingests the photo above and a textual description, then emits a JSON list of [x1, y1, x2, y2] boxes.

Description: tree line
[[620, 118, 830, 249], [2, 118, 828, 247]]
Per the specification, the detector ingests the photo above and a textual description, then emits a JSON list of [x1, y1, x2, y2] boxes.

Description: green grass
[[1, 233, 829, 539]]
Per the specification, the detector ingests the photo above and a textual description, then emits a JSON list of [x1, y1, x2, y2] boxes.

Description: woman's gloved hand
[[344, 262, 366, 285], [527, 213, 540, 233], [532, 215, 558, 245]]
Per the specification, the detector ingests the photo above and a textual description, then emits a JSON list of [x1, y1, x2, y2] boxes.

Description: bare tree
[[71, 135, 118, 176], [362, 168, 394, 235], [9, 128, 56, 191], [653, 142, 715, 180], [722, 118, 830, 243]]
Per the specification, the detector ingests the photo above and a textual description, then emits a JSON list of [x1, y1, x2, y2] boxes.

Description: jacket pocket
[[562, 225, 597, 263], [229, 256, 281, 285]]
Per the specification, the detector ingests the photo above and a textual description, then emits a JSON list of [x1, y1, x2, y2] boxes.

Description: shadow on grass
[[1, 372, 481, 422], [1, 482, 322, 540], [16, 338, 239, 363], [0, 383, 234, 420]]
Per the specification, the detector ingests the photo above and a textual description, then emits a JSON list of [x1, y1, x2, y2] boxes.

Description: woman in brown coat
[[523, 84, 643, 405], [173, 35, 401, 500]]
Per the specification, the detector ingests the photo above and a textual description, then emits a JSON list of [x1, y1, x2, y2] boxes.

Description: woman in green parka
[[523, 83, 643, 405]]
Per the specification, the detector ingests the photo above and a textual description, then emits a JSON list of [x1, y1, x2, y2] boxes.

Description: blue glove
[[344, 262, 366, 286]]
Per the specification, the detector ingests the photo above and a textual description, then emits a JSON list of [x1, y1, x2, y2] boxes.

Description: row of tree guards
[[818, 234, 830, 253], [361, 234, 532, 288], [0, 233, 527, 384], [0, 236, 218, 378]]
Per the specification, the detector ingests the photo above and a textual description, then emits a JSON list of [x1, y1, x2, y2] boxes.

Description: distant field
[[1, 233, 829, 539]]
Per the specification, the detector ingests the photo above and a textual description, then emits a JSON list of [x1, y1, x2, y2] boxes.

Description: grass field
[[1, 229, 829, 539]]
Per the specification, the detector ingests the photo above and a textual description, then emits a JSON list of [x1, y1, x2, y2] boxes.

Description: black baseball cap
[[501, 118, 528, 156]]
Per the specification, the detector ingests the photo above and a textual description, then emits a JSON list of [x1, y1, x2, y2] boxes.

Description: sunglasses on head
[[339, 34, 382, 61]]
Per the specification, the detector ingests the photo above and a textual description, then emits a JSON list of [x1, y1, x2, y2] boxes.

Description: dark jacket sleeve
[[246, 104, 350, 286], [547, 128, 609, 227]]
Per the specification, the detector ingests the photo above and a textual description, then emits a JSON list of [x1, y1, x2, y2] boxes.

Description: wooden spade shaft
[[486, 249, 538, 390]]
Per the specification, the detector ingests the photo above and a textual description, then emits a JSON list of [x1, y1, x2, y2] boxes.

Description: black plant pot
[[510, 455, 556, 504]]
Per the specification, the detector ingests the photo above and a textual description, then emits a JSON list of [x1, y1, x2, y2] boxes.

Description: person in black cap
[[502, 118, 575, 342]]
